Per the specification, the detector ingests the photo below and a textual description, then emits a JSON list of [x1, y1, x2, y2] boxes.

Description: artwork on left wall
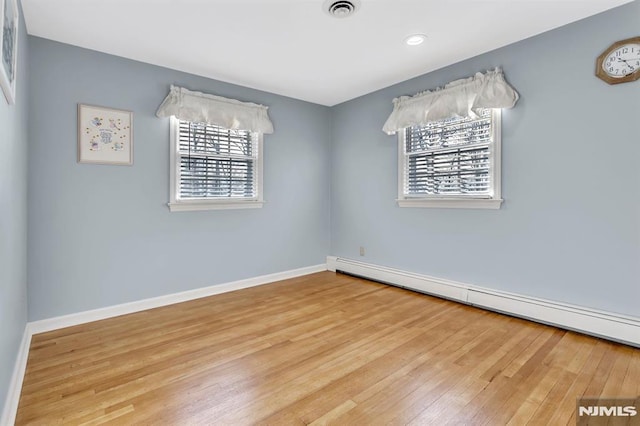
[[77, 104, 133, 165], [0, 0, 18, 105]]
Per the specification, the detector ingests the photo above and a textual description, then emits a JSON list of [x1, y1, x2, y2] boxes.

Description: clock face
[[602, 43, 640, 78]]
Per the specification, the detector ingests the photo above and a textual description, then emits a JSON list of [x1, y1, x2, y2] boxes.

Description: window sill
[[168, 200, 264, 212], [397, 198, 503, 209]]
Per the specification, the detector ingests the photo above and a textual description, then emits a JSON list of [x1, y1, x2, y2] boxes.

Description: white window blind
[[399, 108, 502, 208], [177, 120, 259, 200]]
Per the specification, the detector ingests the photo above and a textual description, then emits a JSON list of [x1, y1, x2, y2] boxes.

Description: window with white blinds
[[169, 118, 264, 211], [398, 109, 502, 209]]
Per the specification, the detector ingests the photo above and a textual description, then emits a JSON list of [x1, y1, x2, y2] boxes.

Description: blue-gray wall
[[22, 2, 640, 322], [0, 3, 29, 412], [331, 1, 639, 317], [27, 38, 332, 320]]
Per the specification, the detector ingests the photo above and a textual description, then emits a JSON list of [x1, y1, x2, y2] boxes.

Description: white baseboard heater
[[327, 256, 640, 348]]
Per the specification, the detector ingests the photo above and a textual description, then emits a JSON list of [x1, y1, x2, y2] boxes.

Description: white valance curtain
[[382, 68, 519, 135], [156, 85, 274, 134]]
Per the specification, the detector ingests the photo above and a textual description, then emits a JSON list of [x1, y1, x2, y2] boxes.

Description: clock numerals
[[601, 43, 640, 77], [596, 37, 640, 85]]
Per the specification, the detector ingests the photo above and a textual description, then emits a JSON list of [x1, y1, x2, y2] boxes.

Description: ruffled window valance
[[382, 68, 519, 135], [156, 85, 274, 134]]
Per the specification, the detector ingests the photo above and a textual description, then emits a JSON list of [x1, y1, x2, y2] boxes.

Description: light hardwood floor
[[16, 272, 640, 425]]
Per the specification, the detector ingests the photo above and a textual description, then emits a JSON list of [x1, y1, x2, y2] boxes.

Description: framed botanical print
[[77, 104, 133, 165], [0, 0, 18, 104]]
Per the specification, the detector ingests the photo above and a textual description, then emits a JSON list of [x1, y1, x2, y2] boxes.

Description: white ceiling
[[21, 0, 632, 106]]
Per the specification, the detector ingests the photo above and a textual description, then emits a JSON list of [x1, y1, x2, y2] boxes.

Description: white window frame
[[397, 109, 503, 209], [168, 116, 264, 212]]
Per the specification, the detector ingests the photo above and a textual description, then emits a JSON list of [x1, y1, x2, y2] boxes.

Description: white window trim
[[397, 109, 503, 210], [168, 117, 264, 212]]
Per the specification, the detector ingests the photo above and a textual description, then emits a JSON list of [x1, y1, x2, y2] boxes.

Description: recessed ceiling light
[[405, 34, 427, 46]]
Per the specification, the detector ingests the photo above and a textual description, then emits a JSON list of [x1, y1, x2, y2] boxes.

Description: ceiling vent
[[324, 0, 360, 18]]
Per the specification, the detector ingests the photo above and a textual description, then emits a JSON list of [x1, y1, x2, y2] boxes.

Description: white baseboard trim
[[29, 263, 327, 335], [328, 256, 640, 347], [1, 326, 31, 426]]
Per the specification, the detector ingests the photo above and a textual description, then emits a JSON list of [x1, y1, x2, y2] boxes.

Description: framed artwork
[[78, 104, 133, 165], [0, 0, 18, 104]]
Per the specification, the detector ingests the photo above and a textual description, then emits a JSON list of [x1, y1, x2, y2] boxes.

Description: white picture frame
[[0, 0, 18, 105], [78, 104, 134, 165]]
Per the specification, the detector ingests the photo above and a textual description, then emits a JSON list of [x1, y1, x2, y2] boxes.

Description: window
[[397, 108, 502, 209], [384, 68, 517, 209], [168, 117, 263, 211]]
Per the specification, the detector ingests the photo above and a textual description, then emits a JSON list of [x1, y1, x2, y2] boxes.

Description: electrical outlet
[[359, 246, 365, 256]]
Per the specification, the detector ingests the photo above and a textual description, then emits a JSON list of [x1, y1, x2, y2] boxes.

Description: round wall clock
[[595, 36, 640, 84]]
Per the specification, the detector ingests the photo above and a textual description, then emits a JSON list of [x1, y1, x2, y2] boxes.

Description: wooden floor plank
[[15, 271, 640, 425]]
